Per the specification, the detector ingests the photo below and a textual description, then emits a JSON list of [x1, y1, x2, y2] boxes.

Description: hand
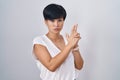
[[66, 24, 81, 49]]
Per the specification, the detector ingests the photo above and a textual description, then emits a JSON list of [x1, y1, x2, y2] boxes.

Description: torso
[[53, 36, 65, 51], [46, 34, 65, 51], [33, 35, 76, 80]]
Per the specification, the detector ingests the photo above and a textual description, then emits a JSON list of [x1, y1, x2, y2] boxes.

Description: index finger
[[71, 24, 78, 34], [74, 24, 78, 32]]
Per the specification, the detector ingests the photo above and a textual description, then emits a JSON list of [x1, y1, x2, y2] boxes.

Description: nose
[[53, 21, 59, 27]]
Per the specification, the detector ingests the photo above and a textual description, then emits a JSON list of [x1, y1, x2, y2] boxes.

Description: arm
[[33, 43, 72, 72], [33, 25, 80, 72], [72, 49, 84, 70], [69, 24, 84, 70]]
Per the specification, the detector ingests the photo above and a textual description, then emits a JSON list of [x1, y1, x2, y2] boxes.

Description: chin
[[52, 31, 61, 34]]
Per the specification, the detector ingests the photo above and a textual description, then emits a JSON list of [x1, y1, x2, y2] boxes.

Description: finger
[[77, 33, 80, 36], [74, 32, 80, 36], [71, 24, 78, 34], [74, 33, 81, 38], [74, 24, 78, 32], [74, 35, 80, 38], [66, 33, 69, 40], [71, 25, 76, 34]]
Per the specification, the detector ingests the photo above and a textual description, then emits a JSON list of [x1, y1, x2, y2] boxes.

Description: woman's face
[[45, 18, 64, 34]]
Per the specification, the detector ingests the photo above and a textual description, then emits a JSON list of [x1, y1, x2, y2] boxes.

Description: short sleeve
[[32, 36, 46, 59], [32, 36, 45, 46]]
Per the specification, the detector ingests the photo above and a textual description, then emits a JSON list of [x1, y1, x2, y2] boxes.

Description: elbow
[[76, 61, 84, 70], [47, 66, 57, 72], [48, 68, 56, 72], [77, 64, 84, 70]]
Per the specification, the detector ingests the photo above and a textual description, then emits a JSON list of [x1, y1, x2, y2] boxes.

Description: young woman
[[33, 3, 84, 80]]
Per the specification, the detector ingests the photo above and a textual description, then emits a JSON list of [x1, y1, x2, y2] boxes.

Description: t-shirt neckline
[[44, 34, 67, 52]]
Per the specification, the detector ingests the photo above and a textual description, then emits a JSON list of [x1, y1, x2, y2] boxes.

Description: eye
[[58, 19, 63, 22], [51, 19, 55, 22]]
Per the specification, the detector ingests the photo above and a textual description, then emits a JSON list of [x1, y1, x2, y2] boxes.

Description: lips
[[53, 28, 60, 31]]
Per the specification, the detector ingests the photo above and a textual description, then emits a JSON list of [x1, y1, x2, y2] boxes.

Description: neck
[[46, 32, 61, 41]]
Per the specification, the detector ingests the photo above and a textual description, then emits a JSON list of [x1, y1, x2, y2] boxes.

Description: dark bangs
[[43, 4, 67, 20]]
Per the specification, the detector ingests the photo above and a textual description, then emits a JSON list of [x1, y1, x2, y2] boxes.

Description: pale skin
[[33, 18, 84, 72]]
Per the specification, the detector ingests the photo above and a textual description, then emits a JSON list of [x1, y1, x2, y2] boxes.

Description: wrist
[[72, 45, 79, 52], [66, 44, 73, 50], [67, 43, 74, 49]]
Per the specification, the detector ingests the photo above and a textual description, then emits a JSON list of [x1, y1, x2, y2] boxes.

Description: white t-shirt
[[33, 35, 80, 80]]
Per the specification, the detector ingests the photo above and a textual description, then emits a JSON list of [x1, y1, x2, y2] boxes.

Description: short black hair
[[43, 3, 67, 20]]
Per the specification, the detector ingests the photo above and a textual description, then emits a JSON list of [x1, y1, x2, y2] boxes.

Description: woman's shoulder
[[33, 35, 45, 45]]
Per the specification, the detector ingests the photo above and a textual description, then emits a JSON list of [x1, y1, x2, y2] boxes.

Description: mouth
[[53, 28, 61, 31]]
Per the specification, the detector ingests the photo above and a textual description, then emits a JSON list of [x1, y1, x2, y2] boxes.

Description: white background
[[0, 0, 120, 80]]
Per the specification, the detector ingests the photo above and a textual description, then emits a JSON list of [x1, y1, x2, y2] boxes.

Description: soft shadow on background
[[0, 0, 120, 80]]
